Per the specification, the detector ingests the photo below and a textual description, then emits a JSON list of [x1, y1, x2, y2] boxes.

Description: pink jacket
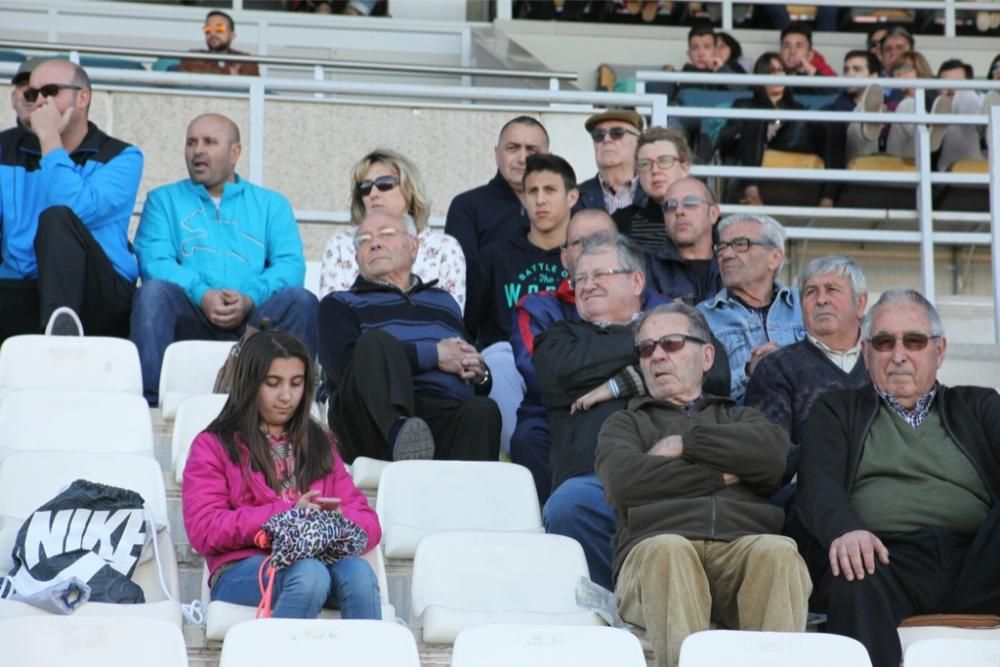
[[182, 431, 381, 580]]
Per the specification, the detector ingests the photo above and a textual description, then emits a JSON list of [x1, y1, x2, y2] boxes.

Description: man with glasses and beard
[[0, 59, 142, 341], [577, 110, 647, 215], [796, 288, 1000, 667], [179, 10, 260, 76], [595, 302, 810, 667]]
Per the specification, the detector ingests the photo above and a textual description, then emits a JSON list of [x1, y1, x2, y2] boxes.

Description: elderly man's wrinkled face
[[801, 272, 866, 341], [572, 249, 643, 324], [354, 212, 417, 283], [592, 120, 639, 171], [715, 221, 782, 291], [636, 312, 714, 404], [862, 302, 946, 409], [495, 122, 548, 192]]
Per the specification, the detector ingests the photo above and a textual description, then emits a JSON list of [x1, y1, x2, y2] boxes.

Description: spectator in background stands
[[714, 32, 749, 74], [319, 210, 500, 464], [318, 149, 465, 308], [779, 22, 835, 96], [936, 59, 988, 171], [885, 51, 941, 160], [445, 116, 547, 260], [684, 22, 719, 76], [131, 113, 316, 405], [577, 110, 646, 214], [866, 26, 888, 70], [990, 54, 1000, 80], [613, 126, 691, 251], [698, 214, 805, 402], [764, 4, 838, 31], [465, 153, 576, 457], [4, 57, 44, 132], [0, 59, 141, 341], [878, 25, 914, 74], [745, 256, 869, 512], [179, 11, 260, 77]]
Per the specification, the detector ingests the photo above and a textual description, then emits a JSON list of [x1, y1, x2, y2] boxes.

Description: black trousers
[[0, 206, 135, 342], [815, 504, 1000, 667], [330, 329, 500, 464]]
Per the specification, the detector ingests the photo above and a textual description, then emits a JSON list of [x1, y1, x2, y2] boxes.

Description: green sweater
[[851, 405, 990, 536]]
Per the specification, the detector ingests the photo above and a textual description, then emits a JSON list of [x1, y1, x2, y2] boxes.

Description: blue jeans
[[543, 473, 615, 590], [130, 279, 318, 404], [211, 555, 381, 620]]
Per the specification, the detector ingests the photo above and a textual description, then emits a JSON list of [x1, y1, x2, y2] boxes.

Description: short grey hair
[[634, 302, 713, 344], [353, 211, 418, 247], [861, 288, 945, 340], [717, 213, 787, 252], [798, 255, 868, 297], [572, 233, 646, 281]]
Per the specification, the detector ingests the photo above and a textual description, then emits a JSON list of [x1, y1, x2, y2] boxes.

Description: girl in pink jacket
[[183, 330, 382, 619]]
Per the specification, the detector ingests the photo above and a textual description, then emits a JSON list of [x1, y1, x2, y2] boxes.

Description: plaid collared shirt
[[876, 384, 938, 428], [600, 175, 638, 214]]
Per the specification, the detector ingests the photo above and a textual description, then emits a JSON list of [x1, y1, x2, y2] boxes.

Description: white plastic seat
[[679, 630, 873, 666], [157, 340, 234, 419], [304, 260, 322, 299], [203, 547, 396, 640], [0, 335, 142, 395], [452, 624, 647, 667], [351, 456, 390, 491], [410, 532, 602, 644], [904, 637, 1000, 666], [0, 389, 154, 463], [899, 623, 1000, 654], [375, 460, 542, 559], [171, 393, 229, 484], [0, 451, 181, 625], [219, 618, 419, 666], [0, 615, 188, 667]]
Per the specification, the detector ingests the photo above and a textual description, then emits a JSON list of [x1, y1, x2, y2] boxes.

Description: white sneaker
[[44, 307, 84, 336], [930, 93, 953, 153], [859, 84, 884, 142]]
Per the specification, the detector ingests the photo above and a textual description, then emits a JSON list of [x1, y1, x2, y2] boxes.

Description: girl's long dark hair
[[207, 330, 332, 492], [752, 51, 796, 107]]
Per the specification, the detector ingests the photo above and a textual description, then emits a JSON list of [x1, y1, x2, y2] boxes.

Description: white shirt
[[808, 333, 861, 373]]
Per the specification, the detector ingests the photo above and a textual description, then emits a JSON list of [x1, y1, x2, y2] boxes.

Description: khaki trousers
[[616, 534, 812, 667]]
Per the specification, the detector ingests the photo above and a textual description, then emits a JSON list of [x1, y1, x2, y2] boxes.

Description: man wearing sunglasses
[[2, 57, 45, 136], [179, 11, 260, 77], [795, 289, 1000, 667], [0, 59, 142, 341], [596, 302, 809, 667], [576, 110, 646, 215]]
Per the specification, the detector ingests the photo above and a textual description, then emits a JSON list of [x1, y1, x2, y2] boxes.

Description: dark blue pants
[[543, 473, 615, 590]]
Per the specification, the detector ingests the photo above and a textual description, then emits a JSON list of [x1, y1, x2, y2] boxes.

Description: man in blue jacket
[[0, 59, 141, 341], [130, 113, 316, 404]]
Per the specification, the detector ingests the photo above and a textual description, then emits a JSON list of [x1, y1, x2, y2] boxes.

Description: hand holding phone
[[316, 496, 342, 511]]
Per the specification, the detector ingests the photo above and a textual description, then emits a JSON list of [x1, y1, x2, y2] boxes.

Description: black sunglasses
[[590, 127, 639, 143], [24, 83, 83, 104], [867, 333, 940, 352], [357, 175, 400, 196], [635, 334, 707, 359]]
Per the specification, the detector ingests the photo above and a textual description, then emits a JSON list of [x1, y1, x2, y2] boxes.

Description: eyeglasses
[[767, 66, 786, 74], [663, 195, 709, 214], [23, 84, 83, 104], [570, 267, 633, 288], [357, 175, 400, 197], [867, 333, 940, 352], [590, 127, 639, 143], [203, 24, 229, 33], [713, 238, 773, 255], [354, 227, 406, 249], [635, 334, 707, 358], [637, 155, 682, 172]]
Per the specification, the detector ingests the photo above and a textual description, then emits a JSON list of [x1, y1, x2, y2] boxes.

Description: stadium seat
[[761, 149, 825, 170], [203, 547, 395, 640], [0, 335, 142, 396], [410, 532, 602, 644], [375, 460, 542, 559], [904, 637, 1000, 666], [0, 615, 188, 667], [219, 619, 419, 666], [77, 55, 146, 70], [898, 614, 1000, 654], [0, 389, 154, 463], [679, 629, 873, 666], [304, 260, 322, 299], [171, 393, 229, 484], [837, 155, 918, 209], [452, 624, 647, 667], [350, 456, 390, 492], [0, 451, 181, 625], [158, 340, 234, 419], [152, 57, 180, 72]]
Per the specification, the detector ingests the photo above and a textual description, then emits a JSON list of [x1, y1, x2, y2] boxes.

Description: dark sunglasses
[[24, 84, 83, 104], [635, 334, 707, 358], [867, 333, 940, 352], [357, 175, 400, 196], [590, 127, 639, 143]]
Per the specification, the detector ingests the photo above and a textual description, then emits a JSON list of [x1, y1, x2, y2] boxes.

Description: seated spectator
[[698, 214, 805, 402], [131, 113, 316, 405], [936, 59, 987, 171], [318, 210, 499, 463], [745, 256, 870, 511], [765, 4, 838, 31], [714, 32, 749, 74], [878, 25, 914, 75], [3, 57, 42, 132], [318, 149, 465, 308], [183, 330, 382, 620], [179, 11, 259, 76], [779, 22, 836, 95], [718, 52, 824, 206], [645, 177, 723, 305], [577, 110, 646, 214], [445, 116, 547, 260], [885, 51, 938, 159], [613, 126, 691, 251], [796, 289, 1000, 667], [684, 22, 720, 76], [0, 59, 141, 341], [990, 53, 1000, 81], [596, 302, 810, 667], [866, 26, 888, 70]]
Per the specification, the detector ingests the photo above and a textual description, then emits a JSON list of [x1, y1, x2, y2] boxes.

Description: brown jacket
[[595, 395, 789, 582], [179, 49, 260, 76]]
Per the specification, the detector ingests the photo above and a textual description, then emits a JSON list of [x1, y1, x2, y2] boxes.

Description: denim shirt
[[698, 282, 806, 402]]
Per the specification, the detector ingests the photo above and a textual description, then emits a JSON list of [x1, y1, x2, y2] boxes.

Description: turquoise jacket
[[135, 175, 305, 307]]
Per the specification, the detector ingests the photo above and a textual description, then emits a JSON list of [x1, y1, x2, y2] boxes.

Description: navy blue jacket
[[644, 237, 722, 307], [575, 175, 647, 214], [444, 171, 528, 261]]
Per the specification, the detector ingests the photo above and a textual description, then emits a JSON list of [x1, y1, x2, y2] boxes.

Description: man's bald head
[[188, 113, 240, 144], [185, 113, 242, 196], [26, 59, 92, 129], [561, 208, 618, 270]]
